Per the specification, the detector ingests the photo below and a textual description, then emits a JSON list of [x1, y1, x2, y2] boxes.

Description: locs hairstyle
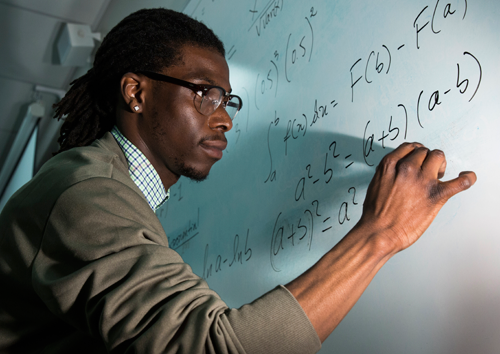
[[52, 8, 225, 153]]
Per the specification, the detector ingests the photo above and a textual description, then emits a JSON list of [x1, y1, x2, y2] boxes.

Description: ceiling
[[0, 0, 190, 173]]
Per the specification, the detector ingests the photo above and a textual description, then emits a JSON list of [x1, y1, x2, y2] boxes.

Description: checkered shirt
[[111, 126, 169, 212]]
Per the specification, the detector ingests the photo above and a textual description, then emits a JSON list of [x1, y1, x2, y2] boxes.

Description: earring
[[133, 105, 140, 112]]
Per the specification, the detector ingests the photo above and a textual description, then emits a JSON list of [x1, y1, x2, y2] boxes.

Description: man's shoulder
[[6, 132, 134, 212], [38, 132, 129, 186]]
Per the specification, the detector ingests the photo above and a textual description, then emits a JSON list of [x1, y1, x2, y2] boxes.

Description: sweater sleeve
[[32, 177, 321, 354]]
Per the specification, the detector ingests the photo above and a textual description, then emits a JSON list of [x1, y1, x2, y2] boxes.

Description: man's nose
[[208, 106, 233, 132]]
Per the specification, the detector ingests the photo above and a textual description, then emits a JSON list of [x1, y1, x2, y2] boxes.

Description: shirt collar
[[110, 126, 169, 212]]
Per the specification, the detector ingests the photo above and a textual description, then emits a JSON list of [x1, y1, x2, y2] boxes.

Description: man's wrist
[[349, 219, 400, 262]]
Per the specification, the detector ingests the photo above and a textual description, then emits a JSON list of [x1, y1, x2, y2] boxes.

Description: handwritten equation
[[181, 0, 485, 278], [203, 229, 253, 279], [261, 0, 481, 271]]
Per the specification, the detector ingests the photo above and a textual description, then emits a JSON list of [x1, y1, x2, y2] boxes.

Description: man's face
[[138, 45, 233, 182]]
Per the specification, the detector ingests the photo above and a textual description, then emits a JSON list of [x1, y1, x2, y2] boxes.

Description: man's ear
[[120, 73, 147, 113]]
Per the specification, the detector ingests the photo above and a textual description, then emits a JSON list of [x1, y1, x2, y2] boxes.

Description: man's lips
[[199, 139, 227, 160]]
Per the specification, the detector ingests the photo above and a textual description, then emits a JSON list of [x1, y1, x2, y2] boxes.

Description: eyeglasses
[[138, 71, 243, 120]]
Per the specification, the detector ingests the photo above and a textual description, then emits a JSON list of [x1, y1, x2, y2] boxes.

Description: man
[[0, 8, 476, 354]]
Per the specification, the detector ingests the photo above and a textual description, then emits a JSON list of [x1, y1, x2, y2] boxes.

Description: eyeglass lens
[[198, 88, 241, 120]]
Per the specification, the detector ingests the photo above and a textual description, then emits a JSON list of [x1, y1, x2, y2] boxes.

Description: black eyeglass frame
[[137, 71, 243, 119]]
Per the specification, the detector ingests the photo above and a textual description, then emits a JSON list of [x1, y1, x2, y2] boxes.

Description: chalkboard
[[156, 1, 500, 353]]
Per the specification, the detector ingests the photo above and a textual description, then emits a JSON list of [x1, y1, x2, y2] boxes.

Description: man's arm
[[33, 176, 320, 353], [286, 143, 477, 342]]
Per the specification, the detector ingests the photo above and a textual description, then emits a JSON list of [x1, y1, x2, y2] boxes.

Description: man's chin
[[178, 164, 209, 182], [187, 173, 208, 183]]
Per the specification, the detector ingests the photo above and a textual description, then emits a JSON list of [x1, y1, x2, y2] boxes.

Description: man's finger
[[431, 171, 477, 202], [377, 143, 425, 177], [398, 146, 429, 169], [388, 142, 424, 161], [438, 160, 447, 179], [421, 149, 447, 179]]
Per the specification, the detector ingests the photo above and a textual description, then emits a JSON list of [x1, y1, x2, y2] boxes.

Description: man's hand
[[359, 142, 477, 254], [286, 142, 476, 343]]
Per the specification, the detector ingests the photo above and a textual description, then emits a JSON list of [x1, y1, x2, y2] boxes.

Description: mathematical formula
[[170, 0, 485, 280]]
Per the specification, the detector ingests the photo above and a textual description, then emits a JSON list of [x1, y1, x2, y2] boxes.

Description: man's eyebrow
[[201, 76, 216, 85], [196, 76, 232, 93]]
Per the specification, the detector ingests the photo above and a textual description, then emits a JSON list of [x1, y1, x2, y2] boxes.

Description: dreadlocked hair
[[53, 8, 225, 154]]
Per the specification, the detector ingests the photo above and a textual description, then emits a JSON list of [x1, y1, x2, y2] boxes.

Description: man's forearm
[[286, 222, 394, 342]]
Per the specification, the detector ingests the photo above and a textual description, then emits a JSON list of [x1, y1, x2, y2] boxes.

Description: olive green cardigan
[[0, 133, 320, 353]]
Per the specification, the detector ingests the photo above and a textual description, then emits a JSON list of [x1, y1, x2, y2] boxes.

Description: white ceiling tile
[[0, 3, 76, 87], [0, 0, 109, 26]]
